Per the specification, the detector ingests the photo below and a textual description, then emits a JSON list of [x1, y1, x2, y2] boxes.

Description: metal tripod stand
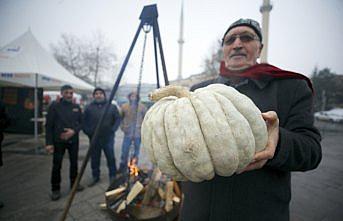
[[60, 4, 169, 221]]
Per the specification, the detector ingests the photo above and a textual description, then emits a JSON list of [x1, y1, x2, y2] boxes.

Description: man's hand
[[45, 145, 54, 154], [238, 111, 279, 174], [60, 128, 75, 140]]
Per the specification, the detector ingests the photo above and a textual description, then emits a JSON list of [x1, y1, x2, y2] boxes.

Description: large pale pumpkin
[[141, 84, 267, 182]]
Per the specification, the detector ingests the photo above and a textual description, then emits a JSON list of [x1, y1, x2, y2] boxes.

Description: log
[[165, 181, 174, 212], [108, 192, 126, 210], [173, 181, 182, 198], [105, 186, 126, 202], [109, 195, 125, 210], [116, 181, 144, 213], [142, 168, 162, 205], [127, 181, 144, 203], [116, 201, 126, 213], [99, 203, 107, 210], [158, 187, 165, 200], [172, 196, 180, 203]]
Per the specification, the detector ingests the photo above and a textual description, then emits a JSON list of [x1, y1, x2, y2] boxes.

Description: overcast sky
[[1, 0, 342, 85]]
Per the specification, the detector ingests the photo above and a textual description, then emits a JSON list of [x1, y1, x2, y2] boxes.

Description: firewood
[[116, 201, 126, 213], [99, 203, 107, 210], [116, 181, 144, 213], [110, 196, 125, 210], [173, 181, 182, 198], [142, 168, 162, 205], [165, 181, 174, 212], [172, 196, 180, 203], [158, 187, 165, 200], [108, 191, 126, 209], [127, 181, 144, 203], [105, 186, 126, 201]]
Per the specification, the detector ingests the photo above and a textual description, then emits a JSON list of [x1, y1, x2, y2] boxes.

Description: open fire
[[128, 157, 139, 177], [103, 158, 182, 221]]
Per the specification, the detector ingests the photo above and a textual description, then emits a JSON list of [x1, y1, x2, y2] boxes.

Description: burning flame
[[128, 157, 139, 177]]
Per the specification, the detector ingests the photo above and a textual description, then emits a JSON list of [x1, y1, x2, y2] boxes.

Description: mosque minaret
[[260, 0, 273, 63]]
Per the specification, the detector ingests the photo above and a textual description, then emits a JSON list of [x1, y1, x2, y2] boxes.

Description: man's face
[[129, 93, 138, 102], [61, 89, 73, 102], [222, 26, 262, 71], [94, 91, 105, 101]]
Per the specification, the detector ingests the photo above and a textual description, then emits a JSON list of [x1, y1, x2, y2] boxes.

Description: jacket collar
[[61, 98, 72, 105], [92, 99, 107, 105], [216, 75, 272, 90]]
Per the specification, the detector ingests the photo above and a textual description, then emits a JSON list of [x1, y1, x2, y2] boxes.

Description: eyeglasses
[[223, 33, 259, 45]]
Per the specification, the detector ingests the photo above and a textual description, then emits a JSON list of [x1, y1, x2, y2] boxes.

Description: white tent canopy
[[0, 30, 93, 143], [0, 29, 94, 91]]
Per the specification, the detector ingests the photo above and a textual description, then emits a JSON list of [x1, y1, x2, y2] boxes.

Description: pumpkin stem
[[149, 85, 191, 102]]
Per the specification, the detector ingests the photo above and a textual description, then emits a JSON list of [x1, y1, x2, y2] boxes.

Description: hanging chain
[[128, 24, 151, 165], [136, 24, 151, 96]]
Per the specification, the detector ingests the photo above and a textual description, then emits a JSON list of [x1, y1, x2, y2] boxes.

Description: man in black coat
[[45, 85, 84, 201], [83, 87, 121, 186], [180, 18, 322, 221], [0, 100, 10, 208]]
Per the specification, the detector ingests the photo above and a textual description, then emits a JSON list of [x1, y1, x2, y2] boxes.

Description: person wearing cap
[[45, 84, 84, 201], [180, 18, 322, 221], [83, 87, 121, 186]]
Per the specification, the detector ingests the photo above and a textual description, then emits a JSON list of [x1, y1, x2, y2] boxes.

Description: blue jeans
[[119, 136, 141, 171], [90, 133, 116, 180]]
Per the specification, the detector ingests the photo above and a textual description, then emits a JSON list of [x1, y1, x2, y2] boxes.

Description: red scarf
[[219, 61, 313, 92]]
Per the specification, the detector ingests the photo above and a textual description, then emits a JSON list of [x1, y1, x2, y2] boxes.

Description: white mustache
[[229, 53, 246, 58]]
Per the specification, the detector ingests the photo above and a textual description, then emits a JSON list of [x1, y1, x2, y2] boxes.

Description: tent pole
[[34, 73, 38, 153]]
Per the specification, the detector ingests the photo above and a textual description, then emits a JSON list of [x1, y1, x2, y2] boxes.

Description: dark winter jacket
[[180, 75, 322, 221], [45, 99, 82, 145], [83, 100, 121, 139]]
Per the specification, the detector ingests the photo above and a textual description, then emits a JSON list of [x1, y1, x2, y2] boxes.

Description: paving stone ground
[[0, 128, 342, 221]]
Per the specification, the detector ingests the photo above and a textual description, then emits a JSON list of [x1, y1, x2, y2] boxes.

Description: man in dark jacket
[[45, 85, 84, 201], [0, 100, 10, 208], [83, 87, 121, 186], [180, 18, 322, 221]]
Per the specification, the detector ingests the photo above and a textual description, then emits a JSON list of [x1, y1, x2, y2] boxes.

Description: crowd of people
[[45, 85, 146, 201]]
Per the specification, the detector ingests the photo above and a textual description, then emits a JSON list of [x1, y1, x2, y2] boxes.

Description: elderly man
[[180, 18, 322, 221]]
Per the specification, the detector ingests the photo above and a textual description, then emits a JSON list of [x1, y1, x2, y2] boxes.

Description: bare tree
[[51, 31, 117, 86], [82, 32, 117, 87], [311, 67, 343, 112], [51, 34, 84, 77]]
